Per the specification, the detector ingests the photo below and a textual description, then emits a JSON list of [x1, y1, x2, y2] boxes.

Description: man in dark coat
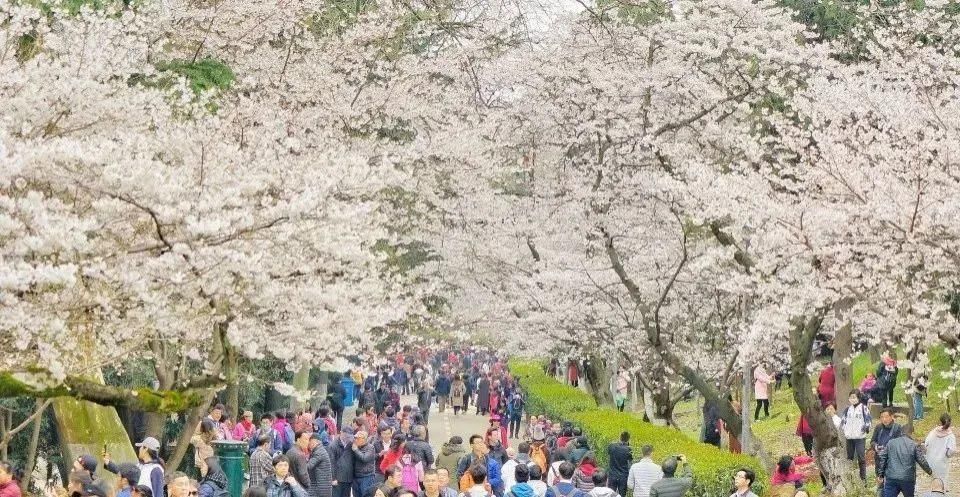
[[327, 430, 354, 497], [307, 434, 332, 497], [476, 375, 491, 415], [286, 431, 312, 489], [606, 431, 633, 497], [405, 425, 434, 468]]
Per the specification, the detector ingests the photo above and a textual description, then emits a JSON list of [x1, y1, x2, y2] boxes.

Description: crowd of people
[[1, 347, 953, 497]]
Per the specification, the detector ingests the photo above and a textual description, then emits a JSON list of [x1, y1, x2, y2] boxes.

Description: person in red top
[[568, 361, 580, 388], [817, 363, 836, 408], [0, 462, 21, 497], [771, 456, 805, 487], [379, 434, 405, 474]]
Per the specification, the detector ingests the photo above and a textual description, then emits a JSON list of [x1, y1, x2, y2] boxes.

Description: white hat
[[136, 437, 161, 451]]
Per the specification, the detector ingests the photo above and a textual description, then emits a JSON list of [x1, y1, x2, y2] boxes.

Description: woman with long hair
[[925, 413, 957, 484]]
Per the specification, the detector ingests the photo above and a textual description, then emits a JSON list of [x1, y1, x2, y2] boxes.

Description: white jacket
[[626, 458, 663, 497]]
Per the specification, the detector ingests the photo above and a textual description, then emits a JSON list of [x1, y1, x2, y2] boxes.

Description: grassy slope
[[670, 347, 956, 494]]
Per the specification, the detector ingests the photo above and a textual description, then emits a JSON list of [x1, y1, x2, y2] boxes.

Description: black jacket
[[352, 443, 377, 477], [405, 438, 435, 467], [870, 422, 904, 454], [307, 445, 333, 497], [328, 440, 354, 483], [606, 442, 633, 480], [286, 446, 311, 489]]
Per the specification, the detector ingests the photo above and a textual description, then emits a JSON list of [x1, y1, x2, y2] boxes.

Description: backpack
[[530, 445, 548, 473], [401, 463, 420, 491]]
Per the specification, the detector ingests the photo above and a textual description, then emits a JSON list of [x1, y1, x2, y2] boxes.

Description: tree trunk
[[23, 399, 46, 491], [583, 356, 613, 405], [741, 361, 752, 454], [652, 384, 673, 425], [642, 387, 656, 422], [167, 389, 217, 472], [225, 349, 240, 418], [290, 367, 311, 412], [789, 312, 868, 496], [834, 322, 853, 413]]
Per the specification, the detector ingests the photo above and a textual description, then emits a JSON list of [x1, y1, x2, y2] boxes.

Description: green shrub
[[509, 360, 596, 419], [511, 360, 768, 497]]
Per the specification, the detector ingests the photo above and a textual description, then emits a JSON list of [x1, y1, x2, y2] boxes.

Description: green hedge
[[510, 360, 768, 497]]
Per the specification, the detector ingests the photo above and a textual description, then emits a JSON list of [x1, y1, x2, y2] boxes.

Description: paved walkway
[[398, 395, 521, 452]]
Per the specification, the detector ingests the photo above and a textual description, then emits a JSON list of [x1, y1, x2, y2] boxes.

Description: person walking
[[877, 430, 932, 497], [605, 433, 632, 497], [507, 394, 525, 440], [647, 456, 691, 497], [626, 445, 662, 497], [417, 381, 435, 425], [477, 376, 492, 416], [452, 377, 467, 416], [840, 390, 871, 481], [923, 414, 956, 486], [436, 373, 452, 414], [753, 364, 772, 420], [871, 408, 904, 474]]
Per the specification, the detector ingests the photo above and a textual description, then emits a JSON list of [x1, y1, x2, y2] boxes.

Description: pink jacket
[[0, 480, 22, 497], [754, 367, 772, 400]]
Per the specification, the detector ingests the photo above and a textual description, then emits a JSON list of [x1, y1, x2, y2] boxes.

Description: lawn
[[669, 346, 957, 494]]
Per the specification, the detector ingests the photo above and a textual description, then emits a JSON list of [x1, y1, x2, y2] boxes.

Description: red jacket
[[796, 416, 813, 437], [817, 366, 835, 403]]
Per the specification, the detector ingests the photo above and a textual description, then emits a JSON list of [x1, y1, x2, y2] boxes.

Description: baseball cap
[[136, 437, 161, 451]]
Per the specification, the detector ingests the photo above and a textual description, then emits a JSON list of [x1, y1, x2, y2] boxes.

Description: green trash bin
[[213, 440, 248, 497]]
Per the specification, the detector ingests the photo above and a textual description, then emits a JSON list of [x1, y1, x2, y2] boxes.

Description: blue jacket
[[249, 427, 285, 455], [456, 454, 503, 491], [435, 376, 452, 396]]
